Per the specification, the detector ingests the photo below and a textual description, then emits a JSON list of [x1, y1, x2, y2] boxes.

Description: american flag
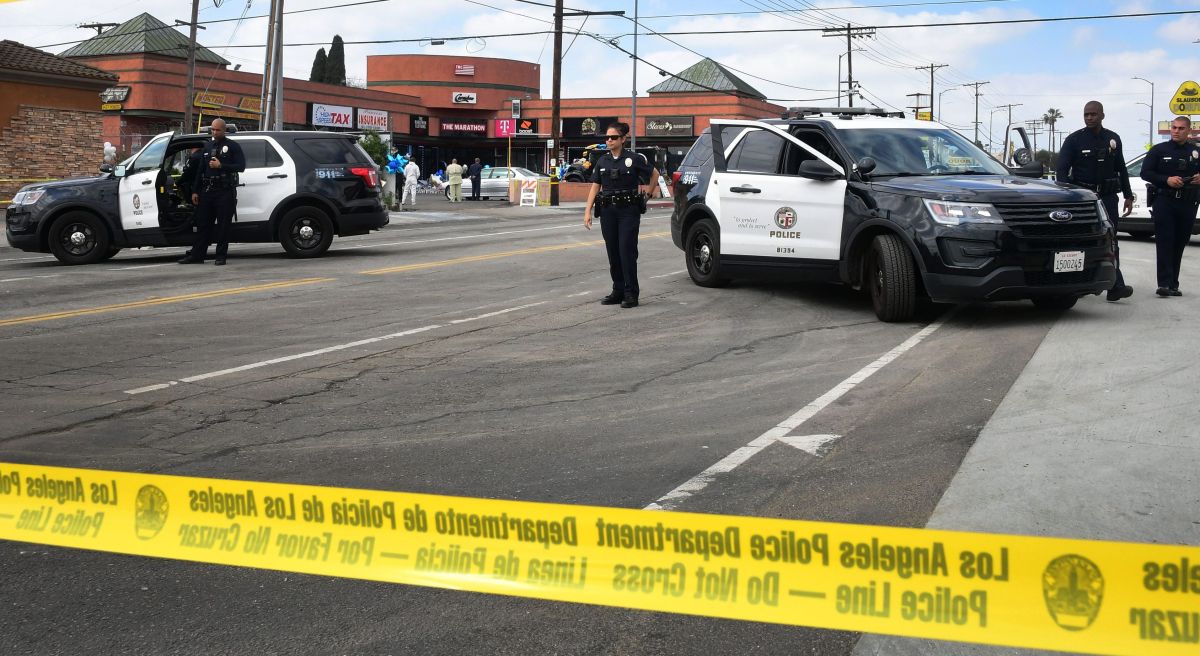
[[455, 64, 475, 76]]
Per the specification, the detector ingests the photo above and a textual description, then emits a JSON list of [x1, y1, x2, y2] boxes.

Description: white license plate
[[1053, 251, 1085, 273]]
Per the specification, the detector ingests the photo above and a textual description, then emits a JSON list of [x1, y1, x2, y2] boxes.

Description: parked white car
[[447, 167, 547, 200]]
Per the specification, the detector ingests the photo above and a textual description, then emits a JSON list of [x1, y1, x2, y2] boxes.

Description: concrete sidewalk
[[854, 239, 1200, 655]]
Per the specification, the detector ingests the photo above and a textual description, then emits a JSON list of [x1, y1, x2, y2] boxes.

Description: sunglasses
[[604, 134, 622, 140]]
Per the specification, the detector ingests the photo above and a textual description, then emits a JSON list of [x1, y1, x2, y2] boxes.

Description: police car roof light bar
[[781, 107, 904, 120]]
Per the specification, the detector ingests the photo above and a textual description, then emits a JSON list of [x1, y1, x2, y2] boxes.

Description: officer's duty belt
[[200, 176, 235, 192], [598, 191, 642, 207], [1074, 178, 1121, 196]]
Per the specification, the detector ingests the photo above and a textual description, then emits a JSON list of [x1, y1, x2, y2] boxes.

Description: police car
[[669, 107, 1117, 321], [1118, 151, 1200, 239], [5, 127, 388, 264]]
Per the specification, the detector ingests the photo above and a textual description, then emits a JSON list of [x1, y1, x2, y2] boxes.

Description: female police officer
[[584, 122, 659, 308]]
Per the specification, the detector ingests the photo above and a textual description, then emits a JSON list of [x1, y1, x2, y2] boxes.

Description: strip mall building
[[23, 13, 784, 180]]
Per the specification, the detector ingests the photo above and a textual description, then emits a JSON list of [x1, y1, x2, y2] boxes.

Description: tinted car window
[[1126, 157, 1143, 177], [727, 129, 784, 174], [238, 139, 284, 169], [293, 138, 365, 164], [680, 132, 713, 169], [131, 137, 169, 173]]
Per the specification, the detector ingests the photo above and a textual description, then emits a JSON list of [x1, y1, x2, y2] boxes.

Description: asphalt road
[[0, 199, 1068, 655]]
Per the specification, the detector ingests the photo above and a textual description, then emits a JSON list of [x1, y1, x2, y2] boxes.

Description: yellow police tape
[[0, 461, 1196, 655]]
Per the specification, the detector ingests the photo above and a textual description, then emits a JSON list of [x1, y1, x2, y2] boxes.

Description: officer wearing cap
[[1141, 115, 1200, 297], [584, 121, 658, 308], [1056, 101, 1134, 301], [179, 118, 245, 265]]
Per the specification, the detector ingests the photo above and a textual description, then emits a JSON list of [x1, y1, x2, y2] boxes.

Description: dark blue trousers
[[1100, 194, 1126, 290], [190, 188, 236, 259], [600, 205, 641, 299], [1152, 195, 1200, 289]]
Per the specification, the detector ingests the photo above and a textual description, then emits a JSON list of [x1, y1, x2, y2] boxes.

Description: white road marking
[[649, 269, 686, 279], [566, 291, 592, 298], [110, 263, 175, 271], [333, 224, 577, 250], [123, 301, 548, 395], [645, 311, 955, 511], [776, 434, 842, 456], [0, 274, 60, 283]]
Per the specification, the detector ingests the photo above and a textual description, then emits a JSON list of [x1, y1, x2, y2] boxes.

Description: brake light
[[350, 166, 379, 189], [671, 171, 682, 185]]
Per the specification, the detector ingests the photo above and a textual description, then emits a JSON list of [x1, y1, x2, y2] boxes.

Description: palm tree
[[1043, 108, 1064, 153]]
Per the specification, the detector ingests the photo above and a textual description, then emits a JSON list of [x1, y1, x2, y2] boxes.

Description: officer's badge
[[1042, 554, 1104, 631], [221, 145, 228, 154], [1109, 139, 1117, 151], [775, 206, 797, 229], [1192, 150, 1198, 160], [135, 484, 169, 540], [625, 157, 633, 168]]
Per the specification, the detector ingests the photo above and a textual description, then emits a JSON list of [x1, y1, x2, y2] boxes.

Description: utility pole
[[630, 0, 638, 151], [182, 0, 200, 133], [823, 24, 875, 108], [551, 0, 563, 206], [990, 103, 1022, 161], [905, 92, 929, 119], [962, 81, 989, 144], [915, 64, 947, 120], [272, 0, 284, 130], [1025, 120, 1044, 151], [78, 22, 119, 36]]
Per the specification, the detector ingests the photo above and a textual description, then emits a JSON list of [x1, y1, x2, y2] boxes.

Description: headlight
[[11, 189, 45, 205], [923, 199, 1002, 226]]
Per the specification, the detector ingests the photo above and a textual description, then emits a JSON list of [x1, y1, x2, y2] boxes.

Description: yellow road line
[[0, 278, 334, 328], [360, 230, 671, 275]]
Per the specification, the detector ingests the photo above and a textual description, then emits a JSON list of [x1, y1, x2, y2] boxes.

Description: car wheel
[[1127, 231, 1153, 240], [1031, 295, 1078, 310], [685, 217, 728, 288], [98, 246, 122, 262], [867, 233, 917, 322], [279, 206, 334, 258], [47, 211, 110, 265]]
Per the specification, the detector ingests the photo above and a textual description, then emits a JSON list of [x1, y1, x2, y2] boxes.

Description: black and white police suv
[[669, 107, 1117, 321], [6, 128, 388, 264]]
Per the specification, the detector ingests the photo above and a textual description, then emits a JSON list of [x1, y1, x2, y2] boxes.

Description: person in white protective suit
[[402, 159, 420, 210]]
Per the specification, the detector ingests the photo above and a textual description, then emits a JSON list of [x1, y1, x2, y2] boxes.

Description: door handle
[[730, 185, 760, 194], [267, 173, 288, 179], [141, 180, 152, 185]]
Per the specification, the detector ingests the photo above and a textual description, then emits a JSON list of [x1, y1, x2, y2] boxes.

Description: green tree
[[325, 35, 346, 86], [309, 48, 327, 83], [1042, 107, 1063, 153], [358, 130, 388, 168]]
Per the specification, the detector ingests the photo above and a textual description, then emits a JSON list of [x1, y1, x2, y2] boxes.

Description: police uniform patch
[[135, 484, 169, 540], [1042, 554, 1104, 631]]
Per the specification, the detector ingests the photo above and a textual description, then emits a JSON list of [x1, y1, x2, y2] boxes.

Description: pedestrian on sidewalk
[[1057, 101, 1134, 301], [583, 121, 659, 309], [446, 158, 464, 202], [402, 159, 420, 210], [1141, 115, 1200, 297], [468, 158, 483, 200]]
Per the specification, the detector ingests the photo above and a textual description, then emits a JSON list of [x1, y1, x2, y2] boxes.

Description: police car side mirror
[[99, 164, 113, 174], [1011, 161, 1045, 179], [797, 159, 841, 180], [856, 157, 877, 175], [112, 165, 127, 178]]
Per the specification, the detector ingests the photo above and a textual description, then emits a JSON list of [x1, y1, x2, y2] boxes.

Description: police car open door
[[708, 119, 846, 261], [117, 133, 173, 239]]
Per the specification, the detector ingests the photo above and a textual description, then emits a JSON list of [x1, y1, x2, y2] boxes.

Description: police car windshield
[[838, 128, 1008, 177]]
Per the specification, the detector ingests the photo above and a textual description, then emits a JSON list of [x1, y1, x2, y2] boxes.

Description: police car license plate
[[1053, 251, 1085, 273]]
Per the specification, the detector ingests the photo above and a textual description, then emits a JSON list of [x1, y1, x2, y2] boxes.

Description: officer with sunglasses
[[584, 122, 659, 308]]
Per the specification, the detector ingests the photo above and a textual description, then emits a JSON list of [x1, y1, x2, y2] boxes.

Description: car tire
[[445, 187, 451, 201], [867, 233, 917, 322], [98, 246, 122, 262], [1031, 295, 1078, 310], [565, 174, 584, 183], [47, 211, 110, 265], [685, 217, 729, 288], [1127, 231, 1153, 240], [279, 206, 334, 258]]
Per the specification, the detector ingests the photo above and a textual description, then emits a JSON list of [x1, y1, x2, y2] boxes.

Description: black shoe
[[177, 256, 202, 264], [214, 258, 226, 266], [620, 298, 639, 308], [1170, 288, 1182, 296], [1106, 285, 1133, 302], [600, 294, 623, 305], [1156, 287, 1171, 297]]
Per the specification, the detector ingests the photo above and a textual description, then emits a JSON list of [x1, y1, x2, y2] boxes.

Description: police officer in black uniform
[[179, 118, 245, 266], [1141, 115, 1200, 296], [1056, 101, 1134, 301], [584, 121, 658, 308]]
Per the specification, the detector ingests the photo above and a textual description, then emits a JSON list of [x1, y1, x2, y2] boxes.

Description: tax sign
[[311, 103, 353, 128], [495, 119, 516, 138]]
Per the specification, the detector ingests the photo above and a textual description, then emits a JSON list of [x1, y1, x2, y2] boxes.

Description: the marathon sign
[[645, 115, 694, 137], [517, 118, 538, 136], [409, 114, 429, 136], [357, 108, 389, 131], [440, 118, 487, 137], [563, 116, 617, 138], [309, 103, 353, 128]]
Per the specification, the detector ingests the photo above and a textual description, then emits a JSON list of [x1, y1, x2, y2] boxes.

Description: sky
[[2, 0, 1199, 154]]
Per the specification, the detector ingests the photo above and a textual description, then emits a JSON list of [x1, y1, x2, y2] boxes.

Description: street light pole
[[182, 0, 200, 132], [630, 0, 637, 151], [938, 87, 957, 123], [550, 0, 563, 206], [1132, 76, 1154, 148]]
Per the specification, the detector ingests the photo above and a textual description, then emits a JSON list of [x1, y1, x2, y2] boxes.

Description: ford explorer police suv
[[669, 107, 1117, 321], [6, 128, 388, 264]]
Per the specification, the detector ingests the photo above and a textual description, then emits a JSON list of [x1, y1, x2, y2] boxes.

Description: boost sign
[[311, 103, 353, 128]]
